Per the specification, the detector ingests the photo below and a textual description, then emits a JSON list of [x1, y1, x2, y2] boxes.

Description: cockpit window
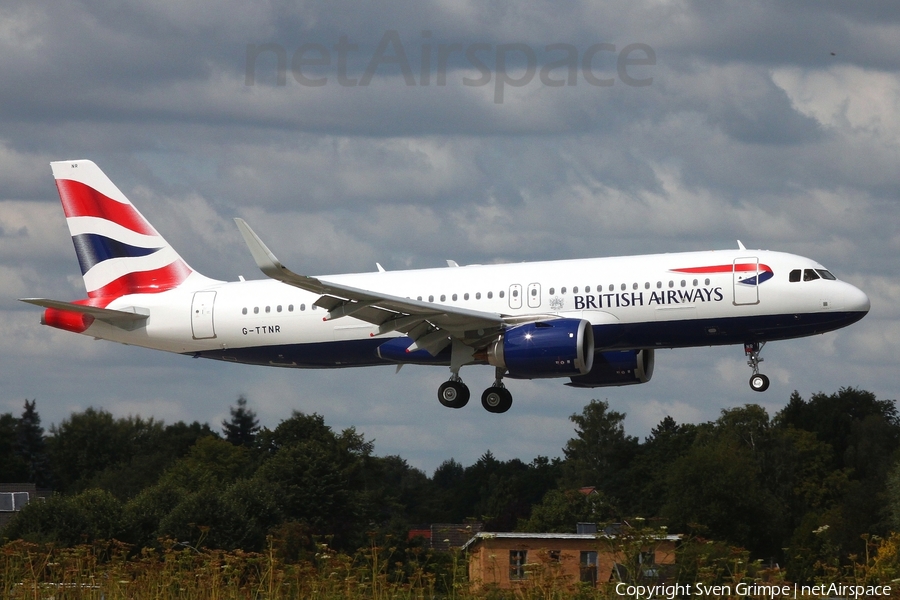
[[816, 269, 837, 280], [803, 269, 820, 281], [789, 269, 801, 283]]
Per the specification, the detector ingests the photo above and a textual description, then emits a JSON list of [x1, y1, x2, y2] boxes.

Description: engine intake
[[488, 319, 594, 379], [566, 349, 654, 388]]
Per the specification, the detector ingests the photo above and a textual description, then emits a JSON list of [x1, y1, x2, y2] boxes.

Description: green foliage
[[3, 387, 898, 590], [562, 399, 639, 505], [519, 488, 608, 532], [222, 395, 259, 447], [3, 489, 124, 545], [0, 400, 52, 485]]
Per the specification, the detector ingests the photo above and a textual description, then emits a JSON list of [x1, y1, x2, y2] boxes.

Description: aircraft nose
[[845, 283, 870, 314]]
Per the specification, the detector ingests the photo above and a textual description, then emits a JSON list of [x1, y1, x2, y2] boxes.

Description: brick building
[[463, 531, 679, 590]]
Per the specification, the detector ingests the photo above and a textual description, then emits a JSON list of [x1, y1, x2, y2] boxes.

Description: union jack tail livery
[[51, 159, 195, 300]]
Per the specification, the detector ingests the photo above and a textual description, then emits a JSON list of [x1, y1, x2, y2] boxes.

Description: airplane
[[21, 160, 870, 413]]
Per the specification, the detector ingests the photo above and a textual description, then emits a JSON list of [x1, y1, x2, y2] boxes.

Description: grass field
[[3, 534, 900, 599]]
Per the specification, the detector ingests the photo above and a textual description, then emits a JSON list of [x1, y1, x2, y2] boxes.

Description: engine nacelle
[[566, 349, 655, 388], [487, 319, 594, 379]]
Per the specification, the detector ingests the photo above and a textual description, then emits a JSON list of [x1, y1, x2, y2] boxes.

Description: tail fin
[[51, 160, 195, 299]]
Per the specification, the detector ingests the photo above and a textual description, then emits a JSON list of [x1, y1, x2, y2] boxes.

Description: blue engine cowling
[[487, 319, 594, 379], [566, 349, 655, 388]]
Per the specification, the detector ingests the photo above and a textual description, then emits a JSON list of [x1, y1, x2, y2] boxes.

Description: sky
[[1, 0, 898, 475]]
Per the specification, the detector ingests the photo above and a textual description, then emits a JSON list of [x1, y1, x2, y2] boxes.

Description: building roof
[[461, 531, 681, 552]]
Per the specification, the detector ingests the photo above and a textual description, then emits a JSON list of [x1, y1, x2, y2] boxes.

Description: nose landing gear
[[745, 341, 770, 392]]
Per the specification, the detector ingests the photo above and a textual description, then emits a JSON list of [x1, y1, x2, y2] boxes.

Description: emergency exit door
[[191, 291, 217, 339]]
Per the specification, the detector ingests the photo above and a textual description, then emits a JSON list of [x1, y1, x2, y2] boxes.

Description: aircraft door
[[733, 258, 760, 305], [509, 284, 523, 309], [527, 283, 541, 308], [191, 291, 217, 339]]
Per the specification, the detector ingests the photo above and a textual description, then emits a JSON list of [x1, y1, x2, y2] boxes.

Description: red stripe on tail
[[55, 179, 158, 236], [87, 260, 193, 298]]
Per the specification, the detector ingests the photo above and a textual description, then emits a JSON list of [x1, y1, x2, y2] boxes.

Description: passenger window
[[488, 291, 493, 299], [573, 286, 579, 294], [561, 287, 567, 294], [645, 282, 650, 289], [417, 296, 422, 301], [668, 281, 674, 288], [705, 278, 710, 285], [657, 281, 662, 289], [789, 269, 801, 282], [242, 307, 247, 315], [620, 283, 626, 291], [499, 290, 505, 298], [428, 295, 434, 302], [265, 306, 270, 313], [680, 280, 686, 288], [609, 284, 614, 292], [549, 287, 555, 295], [254, 307, 259, 314], [464, 293, 469, 300], [817, 269, 837, 280], [530, 288, 537, 296], [277, 305, 282, 312], [300, 304, 305, 311], [476, 292, 481, 300], [452, 293, 457, 301], [440, 294, 446, 302], [633, 283, 638, 290], [692, 279, 698, 286], [803, 269, 820, 281], [585, 286, 591, 293], [288, 304, 294, 312], [512, 289, 518, 297]]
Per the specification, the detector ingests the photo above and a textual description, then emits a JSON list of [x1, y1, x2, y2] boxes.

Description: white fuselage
[[85, 248, 869, 369]]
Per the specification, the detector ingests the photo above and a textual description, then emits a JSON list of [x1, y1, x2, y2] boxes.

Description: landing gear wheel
[[749, 374, 770, 392], [438, 380, 470, 408], [744, 341, 769, 393], [481, 386, 513, 413]]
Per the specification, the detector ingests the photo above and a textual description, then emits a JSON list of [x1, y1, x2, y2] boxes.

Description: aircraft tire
[[438, 380, 470, 408], [749, 374, 770, 392], [482, 387, 513, 413]]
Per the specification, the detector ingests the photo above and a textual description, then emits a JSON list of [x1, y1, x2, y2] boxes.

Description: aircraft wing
[[235, 219, 515, 355]]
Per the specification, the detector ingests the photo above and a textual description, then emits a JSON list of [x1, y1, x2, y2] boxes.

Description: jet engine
[[487, 319, 594, 379], [566, 349, 655, 388]]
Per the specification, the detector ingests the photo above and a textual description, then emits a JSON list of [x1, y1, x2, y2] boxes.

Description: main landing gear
[[744, 341, 770, 392], [438, 376, 470, 409], [437, 367, 513, 413]]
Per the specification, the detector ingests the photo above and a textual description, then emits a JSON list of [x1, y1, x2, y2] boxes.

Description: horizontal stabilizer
[[19, 298, 149, 329]]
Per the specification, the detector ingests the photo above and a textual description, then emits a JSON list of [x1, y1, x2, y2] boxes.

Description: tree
[[0, 412, 28, 483], [562, 400, 639, 505], [222, 396, 259, 447], [15, 400, 51, 487], [4, 489, 124, 545], [628, 416, 697, 516], [519, 488, 609, 532]]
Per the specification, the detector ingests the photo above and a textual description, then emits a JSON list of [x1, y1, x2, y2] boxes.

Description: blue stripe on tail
[[71, 233, 162, 274]]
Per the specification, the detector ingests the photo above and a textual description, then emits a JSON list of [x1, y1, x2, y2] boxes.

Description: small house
[[463, 531, 679, 590]]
